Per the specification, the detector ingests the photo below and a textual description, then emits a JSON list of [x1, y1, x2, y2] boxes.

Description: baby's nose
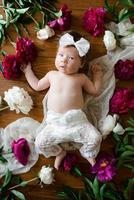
[[62, 56, 68, 63]]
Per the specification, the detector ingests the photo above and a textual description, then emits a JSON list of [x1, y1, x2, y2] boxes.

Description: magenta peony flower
[[48, 4, 72, 31], [83, 7, 106, 37], [110, 88, 134, 114], [61, 153, 78, 171], [11, 138, 30, 166], [114, 59, 134, 80], [91, 154, 116, 182], [2, 54, 21, 80], [16, 37, 37, 64]]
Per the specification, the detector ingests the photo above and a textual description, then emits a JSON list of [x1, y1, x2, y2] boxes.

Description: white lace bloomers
[[35, 109, 102, 159]]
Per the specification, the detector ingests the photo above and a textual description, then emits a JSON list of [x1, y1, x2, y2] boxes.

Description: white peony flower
[[38, 165, 54, 185], [4, 86, 33, 114], [117, 19, 134, 36], [101, 114, 118, 139], [120, 33, 134, 46], [37, 25, 55, 40], [103, 30, 116, 51], [113, 123, 125, 135]]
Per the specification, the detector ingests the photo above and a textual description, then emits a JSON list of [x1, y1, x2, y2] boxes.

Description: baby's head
[[55, 31, 90, 75]]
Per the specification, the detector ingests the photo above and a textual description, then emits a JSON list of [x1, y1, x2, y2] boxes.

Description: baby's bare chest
[[50, 76, 82, 93]]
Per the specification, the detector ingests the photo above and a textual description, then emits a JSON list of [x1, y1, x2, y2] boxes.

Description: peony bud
[[113, 123, 125, 135], [103, 30, 116, 51], [101, 114, 118, 139], [38, 166, 54, 185], [37, 25, 55, 40]]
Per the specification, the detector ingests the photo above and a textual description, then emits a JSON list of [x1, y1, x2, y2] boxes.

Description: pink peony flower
[[91, 154, 116, 182], [83, 7, 106, 37], [2, 54, 21, 80], [11, 138, 30, 166], [114, 59, 134, 80], [16, 37, 37, 64], [60, 153, 78, 171], [48, 4, 72, 31], [110, 88, 134, 114]]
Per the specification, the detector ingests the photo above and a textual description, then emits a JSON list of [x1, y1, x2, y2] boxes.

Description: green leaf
[[0, 19, 6, 25], [123, 163, 134, 172], [125, 145, 134, 151], [13, 24, 22, 36], [11, 190, 26, 200], [92, 177, 100, 200], [3, 170, 12, 188], [118, 8, 134, 22], [16, 7, 29, 14], [84, 177, 93, 189], [120, 150, 134, 159], [125, 127, 134, 132], [19, 181, 28, 187], [61, 186, 79, 200], [72, 166, 82, 177], [10, 15, 20, 23], [123, 135, 128, 145], [54, 10, 62, 18], [118, 0, 134, 7], [0, 50, 7, 56], [100, 183, 106, 200], [112, 133, 121, 142], [0, 156, 7, 163], [127, 117, 134, 126], [123, 178, 134, 200]]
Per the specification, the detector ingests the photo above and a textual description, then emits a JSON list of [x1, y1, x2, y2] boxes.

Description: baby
[[22, 31, 103, 170]]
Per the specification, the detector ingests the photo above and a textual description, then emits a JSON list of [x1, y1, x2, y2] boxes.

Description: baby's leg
[[86, 157, 96, 166], [54, 150, 67, 170]]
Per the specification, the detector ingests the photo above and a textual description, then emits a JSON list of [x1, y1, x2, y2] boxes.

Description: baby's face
[[55, 46, 82, 75]]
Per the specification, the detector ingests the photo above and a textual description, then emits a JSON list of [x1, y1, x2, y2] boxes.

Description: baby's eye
[[68, 56, 74, 60], [58, 53, 64, 57]]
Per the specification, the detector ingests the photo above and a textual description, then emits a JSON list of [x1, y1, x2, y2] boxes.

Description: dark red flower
[[110, 88, 134, 114], [114, 59, 134, 80], [2, 54, 21, 80], [83, 7, 106, 37], [11, 138, 30, 166], [48, 4, 72, 31], [61, 153, 78, 171], [16, 37, 37, 64], [91, 154, 116, 182]]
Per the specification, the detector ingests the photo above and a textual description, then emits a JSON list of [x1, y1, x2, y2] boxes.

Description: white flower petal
[[37, 25, 55, 40], [101, 115, 117, 138], [103, 30, 116, 51], [113, 123, 125, 135], [39, 165, 54, 184], [4, 86, 33, 114]]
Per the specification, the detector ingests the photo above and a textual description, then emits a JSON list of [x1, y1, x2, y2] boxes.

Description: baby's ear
[[80, 58, 86, 68]]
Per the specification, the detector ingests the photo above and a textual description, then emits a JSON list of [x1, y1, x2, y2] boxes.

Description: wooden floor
[[0, 0, 134, 199]]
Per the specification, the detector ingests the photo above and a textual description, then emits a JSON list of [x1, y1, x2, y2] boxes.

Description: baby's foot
[[86, 158, 96, 166], [54, 150, 67, 170]]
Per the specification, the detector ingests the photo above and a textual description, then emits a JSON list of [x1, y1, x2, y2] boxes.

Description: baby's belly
[[47, 93, 84, 113]]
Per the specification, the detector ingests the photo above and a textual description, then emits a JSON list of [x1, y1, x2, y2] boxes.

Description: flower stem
[[0, 106, 9, 111], [9, 177, 38, 190]]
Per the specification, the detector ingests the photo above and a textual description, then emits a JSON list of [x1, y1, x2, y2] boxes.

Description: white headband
[[59, 33, 90, 57]]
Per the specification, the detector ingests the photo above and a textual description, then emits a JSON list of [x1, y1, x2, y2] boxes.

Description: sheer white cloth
[[0, 118, 40, 178]]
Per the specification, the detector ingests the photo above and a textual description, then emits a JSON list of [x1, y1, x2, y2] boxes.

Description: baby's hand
[[21, 62, 32, 73], [92, 64, 103, 76]]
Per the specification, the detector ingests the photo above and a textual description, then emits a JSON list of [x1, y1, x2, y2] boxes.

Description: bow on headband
[[59, 33, 90, 57]]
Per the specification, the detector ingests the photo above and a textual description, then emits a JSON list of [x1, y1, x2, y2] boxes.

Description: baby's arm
[[21, 62, 50, 91], [83, 64, 103, 96]]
